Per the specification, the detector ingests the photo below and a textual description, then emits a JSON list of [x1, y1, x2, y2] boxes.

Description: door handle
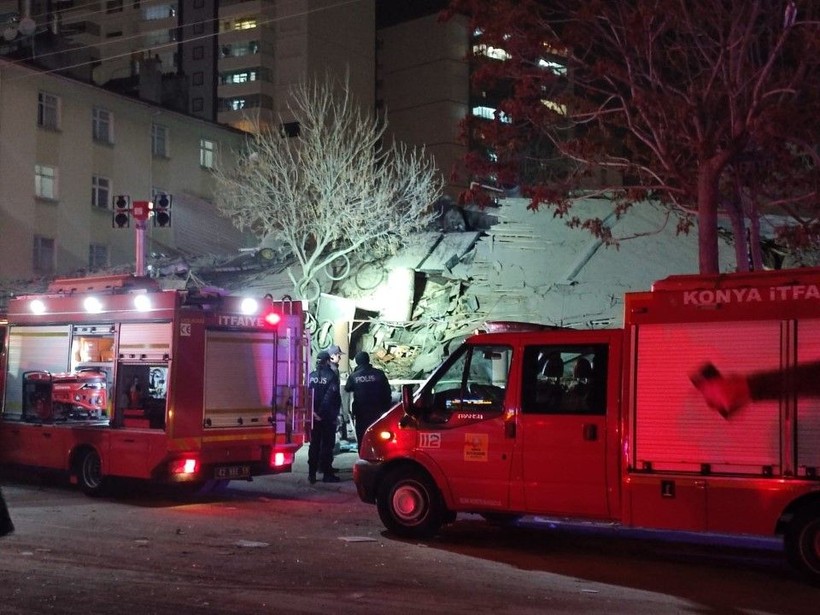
[[583, 423, 597, 441]]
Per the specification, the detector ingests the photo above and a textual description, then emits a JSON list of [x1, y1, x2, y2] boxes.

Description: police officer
[[307, 351, 341, 483], [344, 351, 393, 454]]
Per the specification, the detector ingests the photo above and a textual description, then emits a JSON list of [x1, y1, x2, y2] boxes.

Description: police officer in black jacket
[[345, 351, 393, 454], [307, 351, 341, 483]]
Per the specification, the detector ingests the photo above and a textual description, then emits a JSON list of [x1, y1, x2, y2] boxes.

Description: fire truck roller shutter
[[634, 320, 782, 475], [203, 330, 276, 428]]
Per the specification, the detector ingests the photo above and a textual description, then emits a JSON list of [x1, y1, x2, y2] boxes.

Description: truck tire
[[77, 449, 106, 497], [784, 505, 820, 586], [377, 467, 443, 539]]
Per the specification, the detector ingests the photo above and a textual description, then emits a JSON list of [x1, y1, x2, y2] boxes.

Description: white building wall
[[0, 59, 250, 281]]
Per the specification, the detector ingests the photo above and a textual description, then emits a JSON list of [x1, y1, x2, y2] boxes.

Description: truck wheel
[[377, 468, 443, 539], [784, 505, 820, 586], [77, 450, 106, 497]]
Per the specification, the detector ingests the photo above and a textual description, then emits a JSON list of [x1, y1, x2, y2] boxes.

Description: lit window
[[235, 19, 256, 30], [538, 59, 567, 75], [92, 176, 110, 209], [541, 99, 567, 115], [37, 92, 60, 129], [200, 139, 216, 168], [152, 124, 169, 157], [35, 164, 57, 199], [472, 106, 511, 123], [473, 44, 511, 61], [92, 107, 113, 143]]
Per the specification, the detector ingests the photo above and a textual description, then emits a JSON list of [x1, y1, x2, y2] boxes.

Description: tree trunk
[[724, 200, 749, 272], [697, 165, 722, 275], [748, 213, 765, 270]]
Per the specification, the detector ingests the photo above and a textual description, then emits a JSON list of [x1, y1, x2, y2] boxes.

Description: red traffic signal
[[112, 195, 130, 228], [153, 193, 172, 227]]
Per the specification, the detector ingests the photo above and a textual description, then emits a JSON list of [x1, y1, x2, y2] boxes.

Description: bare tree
[[213, 76, 443, 298], [447, 0, 819, 274]]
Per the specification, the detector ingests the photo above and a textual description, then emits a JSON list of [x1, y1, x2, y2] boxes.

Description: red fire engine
[[354, 267, 820, 584], [0, 274, 309, 495]]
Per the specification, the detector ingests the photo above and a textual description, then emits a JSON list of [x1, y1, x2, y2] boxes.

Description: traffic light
[[112, 195, 131, 228], [153, 193, 172, 227]]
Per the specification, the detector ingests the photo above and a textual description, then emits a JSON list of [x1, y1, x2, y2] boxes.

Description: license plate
[[214, 465, 251, 479]]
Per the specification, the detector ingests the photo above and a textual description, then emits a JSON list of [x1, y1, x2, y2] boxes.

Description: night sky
[[376, 0, 450, 28]]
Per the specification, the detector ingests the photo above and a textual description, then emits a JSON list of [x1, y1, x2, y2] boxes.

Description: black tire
[[377, 467, 443, 539], [480, 512, 523, 527], [784, 505, 820, 586], [77, 449, 106, 497]]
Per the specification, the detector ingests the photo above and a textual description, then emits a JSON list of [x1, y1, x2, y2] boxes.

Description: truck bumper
[[353, 458, 380, 504]]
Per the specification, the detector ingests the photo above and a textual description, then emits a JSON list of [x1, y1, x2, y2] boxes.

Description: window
[[193, 45, 204, 60], [106, 0, 123, 12], [35, 164, 57, 199], [88, 243, 109, 269], [221, 70, 260, 85], [37, 92, 60, 129], [521, 345, 608, 415], [33, 235, 55, 275], [152, 124, 168, 157], [143, 4, 173, 20], [235, 18, 257, 30], [199, 139, 216, 168], [192, 97, 204, 112], [92, 107, 113, 143], [417, 344, 511, 425], [92, 175, 110, 208], [192, 71, 204, 86], [193, 22, 204, 35], [472, 105, 511, 123]]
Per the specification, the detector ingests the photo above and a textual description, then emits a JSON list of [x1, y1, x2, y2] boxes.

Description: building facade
[[0, 58, 250, 281]]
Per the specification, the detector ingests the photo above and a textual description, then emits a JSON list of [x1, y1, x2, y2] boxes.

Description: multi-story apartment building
[[0, 58, 250, 281], [375, 1, 469, 198], [1, 1, 375, 132], [211, 0, 374, 132]]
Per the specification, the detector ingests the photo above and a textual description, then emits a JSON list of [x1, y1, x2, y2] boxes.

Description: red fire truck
[[0, 274, 310, 495], [354, 267, 820, 584]]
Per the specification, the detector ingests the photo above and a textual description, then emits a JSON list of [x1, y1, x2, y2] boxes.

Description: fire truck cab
[[0, 274, 309, 494], [354, 267, 820, 584]]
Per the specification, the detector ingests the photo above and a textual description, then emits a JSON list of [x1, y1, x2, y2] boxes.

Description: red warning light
[[264, 311, 282, 327]]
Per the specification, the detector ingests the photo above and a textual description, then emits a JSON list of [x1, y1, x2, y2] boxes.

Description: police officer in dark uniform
[[344, 351, 393, 454], [307, 351, 341, 483]]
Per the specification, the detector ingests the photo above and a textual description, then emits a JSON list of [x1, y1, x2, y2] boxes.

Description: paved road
[[0, 447, 816, 614]]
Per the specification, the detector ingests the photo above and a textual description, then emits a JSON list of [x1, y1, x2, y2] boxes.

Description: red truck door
[[516, 335, 616, 518], [415, 343, 516, 511]]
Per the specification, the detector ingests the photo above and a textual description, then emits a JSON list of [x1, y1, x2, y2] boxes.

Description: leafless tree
[[213, 76, 443, 298]]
